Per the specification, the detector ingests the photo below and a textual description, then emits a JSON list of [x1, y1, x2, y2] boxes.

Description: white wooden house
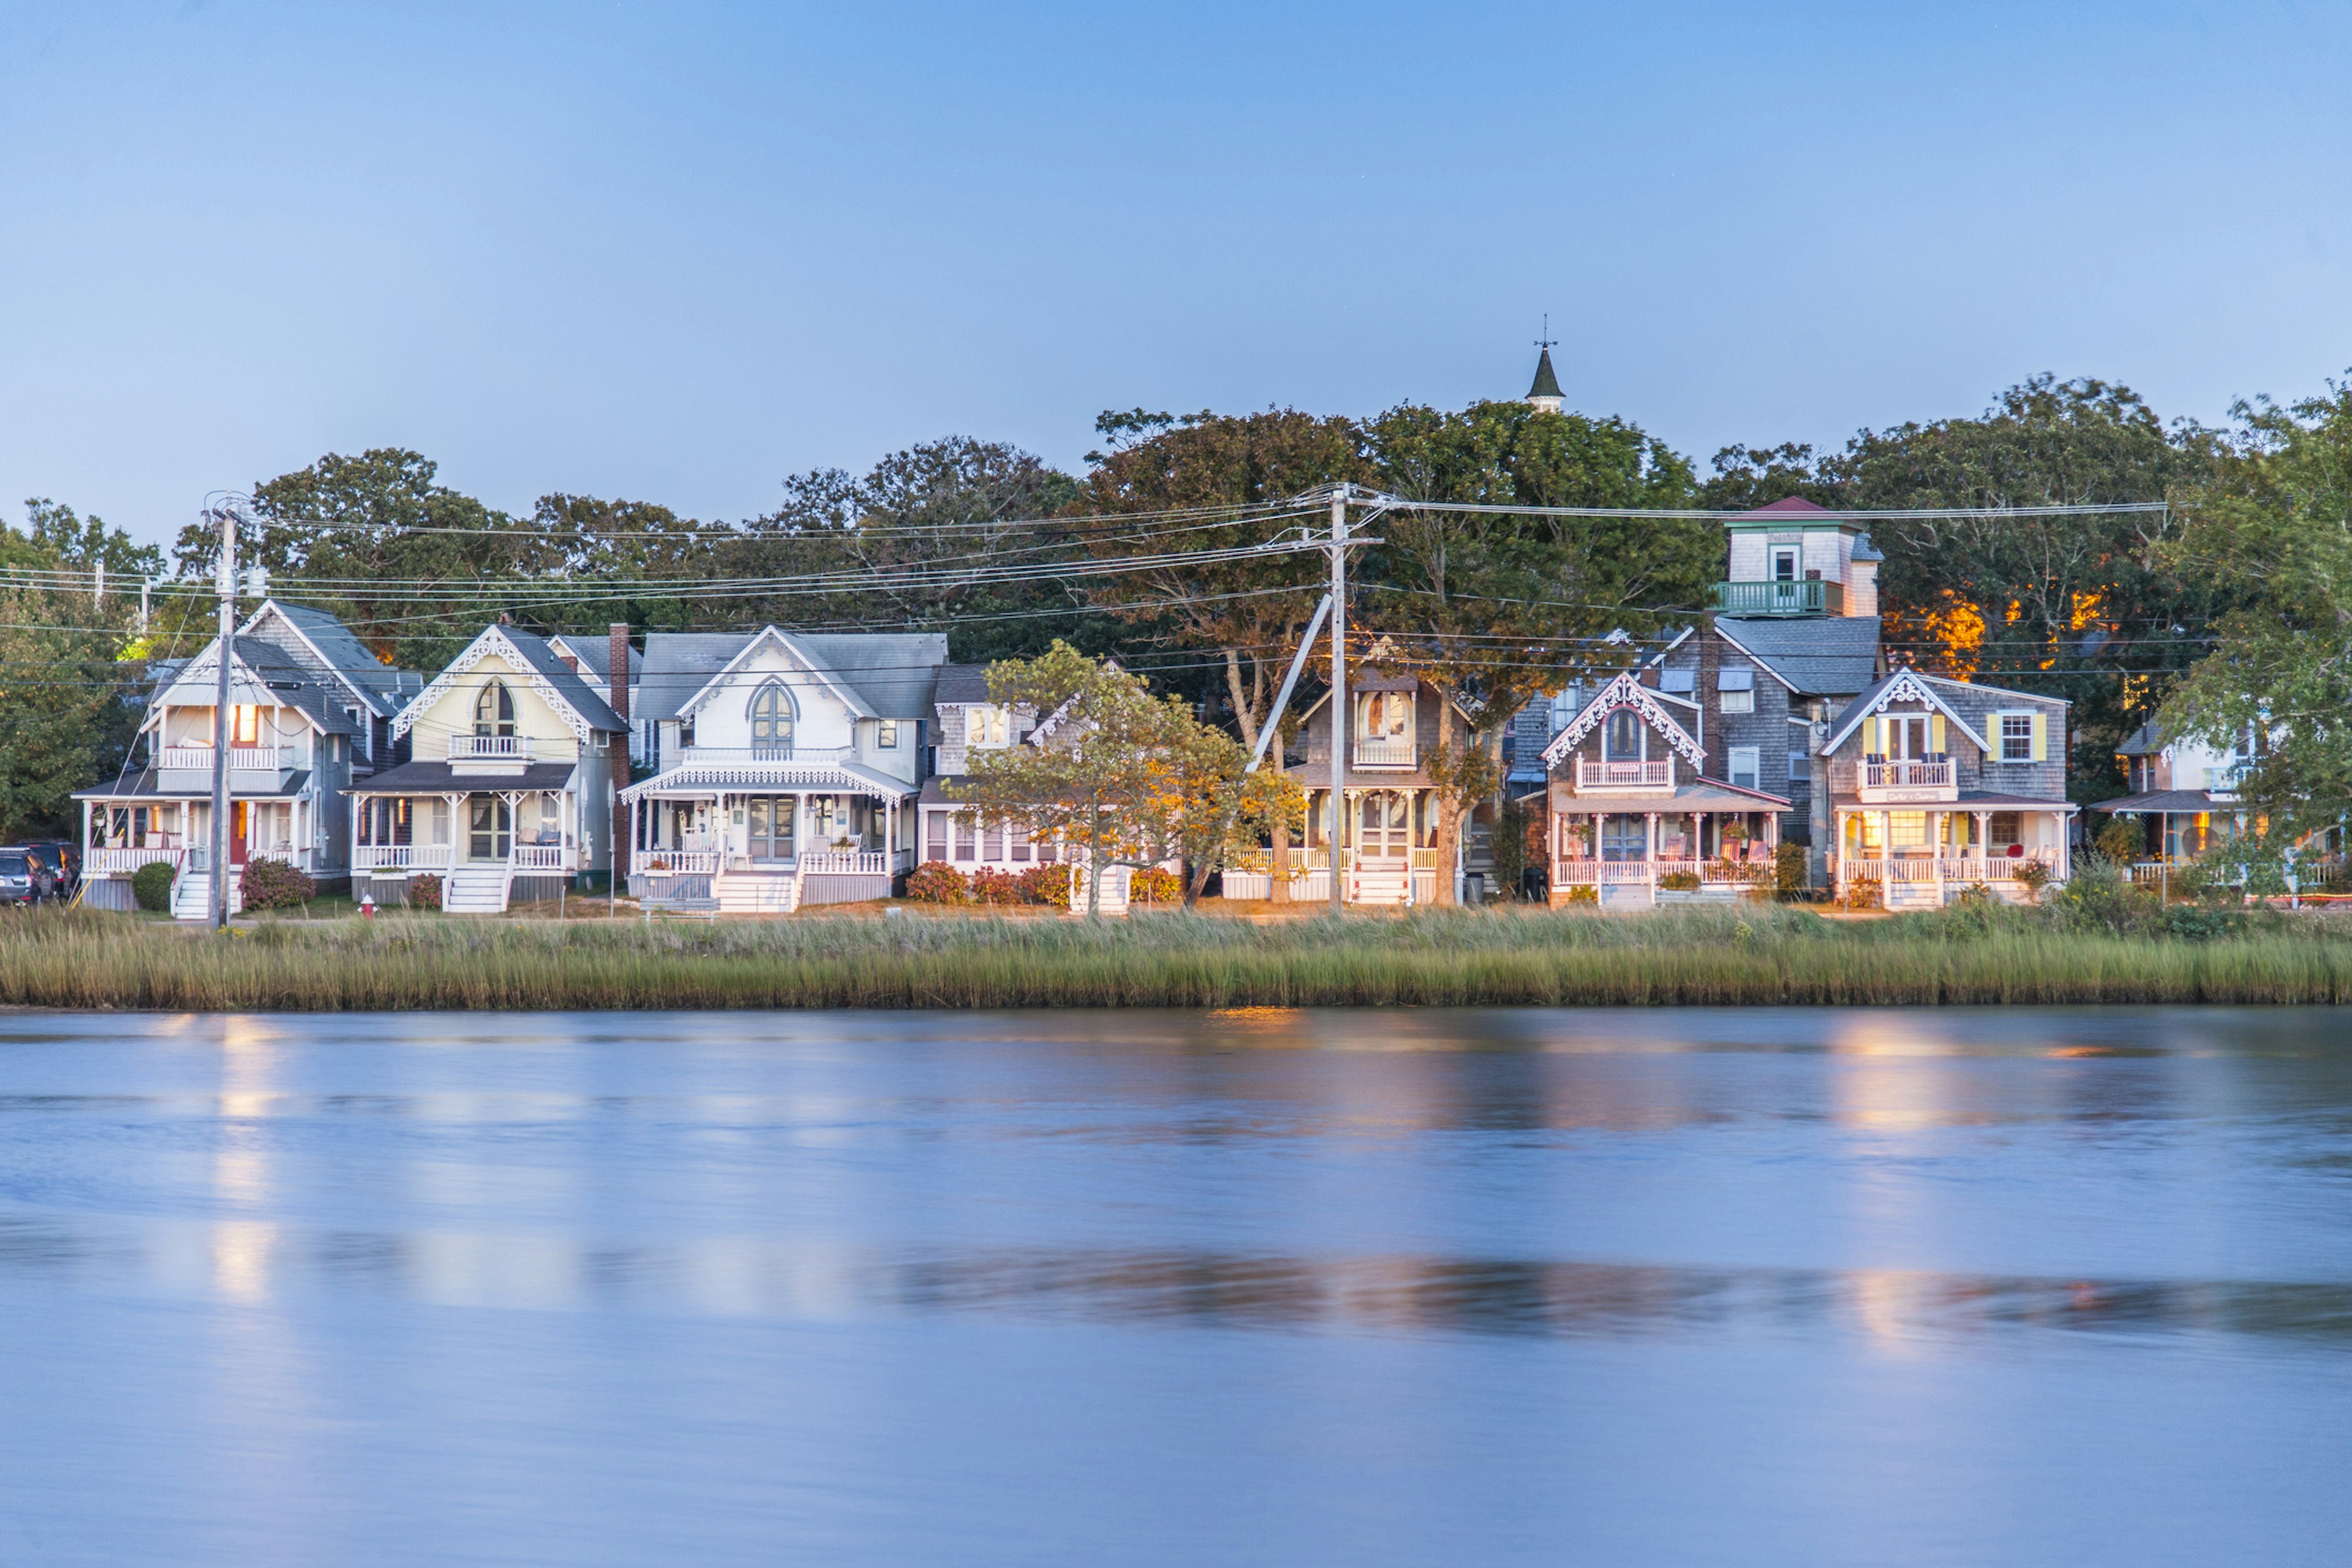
[[345, 624, 627, 913], [621, 628, 944, 913], [2094, 720, 2340, 888], [75, 602, 417, 918]]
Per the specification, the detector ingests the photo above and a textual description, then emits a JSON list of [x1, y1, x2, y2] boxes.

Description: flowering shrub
[[239, 857, 316, 911], [970, 867, 1023, 905], [1016, 864, 1072, 908], [1128, 867, 1183, 905], [904, 862, 970, 903], [408, 873, 443, 911]]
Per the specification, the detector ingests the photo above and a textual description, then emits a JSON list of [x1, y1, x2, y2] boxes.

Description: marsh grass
[[4, 902, 2351, 1011]]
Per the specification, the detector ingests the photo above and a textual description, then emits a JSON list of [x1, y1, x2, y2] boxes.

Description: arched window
[[749, 682, 794, 750], [473, 681, 515, 738], [1604, 709, 1643, 761]]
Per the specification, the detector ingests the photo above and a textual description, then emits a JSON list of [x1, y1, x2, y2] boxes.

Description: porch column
[[1975, 812, 1990, 880], [446, 794, 465, 865], [1645, 811, 1659, 889], [350, 795, 361, 875], [794, 794, 809, 863], [1932, 811, 1945, 907]]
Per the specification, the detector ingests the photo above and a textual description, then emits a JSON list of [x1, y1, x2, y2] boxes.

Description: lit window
[[1890, 812, 1928, 848], [971, 707, 1010, 748]]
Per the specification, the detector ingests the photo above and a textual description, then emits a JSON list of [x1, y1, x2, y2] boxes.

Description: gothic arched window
[[1604, 709, 1643, 761], [750, 682, 794, 750], [473, 680, 516, 737]]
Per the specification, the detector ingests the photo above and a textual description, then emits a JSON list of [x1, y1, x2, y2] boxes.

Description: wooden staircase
[[171, 867, 241, 921], [442, 865, 513, 915], [715, 870, 799, 916], [1348, 856, 1413, 906]]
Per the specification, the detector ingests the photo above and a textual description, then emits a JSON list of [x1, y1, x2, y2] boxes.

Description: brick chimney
[[608, 622, 631, 888]]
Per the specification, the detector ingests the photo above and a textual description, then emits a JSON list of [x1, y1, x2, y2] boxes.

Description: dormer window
[[970, 706, 1011, 748], [1717, 668, 1755, 714], [750, 682, 794, 750], [1604, 709, 1643, 761], [473, 681, 515, 738]]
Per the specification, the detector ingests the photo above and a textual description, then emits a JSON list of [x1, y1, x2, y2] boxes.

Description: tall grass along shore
[[4, 903, 2351, 1011]]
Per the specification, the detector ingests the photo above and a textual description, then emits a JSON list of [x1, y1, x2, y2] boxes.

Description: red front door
[[229, 801, 249, 866]]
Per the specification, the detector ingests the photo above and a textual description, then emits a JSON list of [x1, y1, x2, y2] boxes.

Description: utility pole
[[209, 503, 235, 930], [1328, 488, 1347, 914]]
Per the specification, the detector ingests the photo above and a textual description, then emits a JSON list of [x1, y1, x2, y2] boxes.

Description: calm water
[[3, 1008, 2351, 1566]]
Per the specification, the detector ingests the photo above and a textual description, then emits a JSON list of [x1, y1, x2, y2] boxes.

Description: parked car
[[0, 848, 53, 906], [21, 842, 79, 896]]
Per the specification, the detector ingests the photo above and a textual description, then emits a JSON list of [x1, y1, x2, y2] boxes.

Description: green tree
[[0, 501, 159, 840], [2158, 377, 2352, 841]]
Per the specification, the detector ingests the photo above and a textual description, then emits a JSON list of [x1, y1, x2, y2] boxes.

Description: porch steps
[[1883, 880, 1942, 911], [1071, 865, 1131, 915], [443, 865, 514, 915], [170, 869, 242, 921], [715, 870, 799, 916], [1349, 858, 1414, 906]]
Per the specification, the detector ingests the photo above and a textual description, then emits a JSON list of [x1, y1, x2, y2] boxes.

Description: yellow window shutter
[[2030, 711, 2047, 762], [1866, 715, 1882, 754], [1930, 714, 1946, 753], [1985, 715, 2000, 753]]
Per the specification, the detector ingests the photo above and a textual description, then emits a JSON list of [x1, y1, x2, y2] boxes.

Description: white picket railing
[[1352, 736, 1418, 769], [1861, 760, 1954, 790], [88, 846, 181, 874], [449, 734, 534, 761], [677, 745, 853, 766], [1578, 760, 1673, 789], [635, 850, 721, 876], [1839, 857, 2048, 884], [799, 849, 891, 876], [1552, 857, 1769, 886], [158, 745, 291, 771]]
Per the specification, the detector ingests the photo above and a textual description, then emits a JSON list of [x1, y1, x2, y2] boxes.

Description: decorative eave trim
[[676, 627, 872, 723], [1821, 668, 1981, 753], [619, 761, 910, 802], [145, 644, 331, 736], [393, 627, 598, 747], [1539, 671, 1706, 769], [1919, 672, 2073, 709]]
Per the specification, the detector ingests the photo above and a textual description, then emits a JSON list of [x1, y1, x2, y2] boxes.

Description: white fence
[[1577, 760, 1673, 789]]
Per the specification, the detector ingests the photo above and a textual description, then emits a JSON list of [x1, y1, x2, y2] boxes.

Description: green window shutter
[[2030, 712, 2047, 762]]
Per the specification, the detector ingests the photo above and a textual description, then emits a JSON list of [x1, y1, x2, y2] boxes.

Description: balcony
[[449, 734, 535, 763], [157, 745, 293, 772], [1577, 758, 1673, 791], [1303, 737, 1419, 771], [1856, 758, 1956, 803], [677, 745, 853, 767], [1711, 579, 1842, 618]]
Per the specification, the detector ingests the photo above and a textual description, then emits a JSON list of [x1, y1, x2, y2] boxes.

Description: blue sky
[[3, 1, 2347, 547]]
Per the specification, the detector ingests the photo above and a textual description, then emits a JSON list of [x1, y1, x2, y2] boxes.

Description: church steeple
[[1526, 317, 1563, 414]]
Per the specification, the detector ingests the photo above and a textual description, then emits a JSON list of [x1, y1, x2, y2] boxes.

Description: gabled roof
[[1711, 616, 1880, 697], [1821, 668, 1986, 754], [1295, 674, 1476, 726], [1724, 496, 1849, 529], [392, 625, 625, 742], [933, 663, 993, 704], [240, 600, 412, 716], [1539, 671, 1706, 770], [547, 633, 644, 685], [151, 636, 361, 736], [639, 630, 948, 725], [2116, 720, 2166, 756], [676, 627, 876, 723]]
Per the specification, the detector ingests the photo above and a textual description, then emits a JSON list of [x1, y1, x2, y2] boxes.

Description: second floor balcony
[[1711, 579, 1843, 617], [676, 745, 854, 768], [157, 744, 295, 774], [1856, 757, 1956, 801], [450, 734, 535, 763], [1303, 736, 1419, 771], [1577, 758, 1673, 790]]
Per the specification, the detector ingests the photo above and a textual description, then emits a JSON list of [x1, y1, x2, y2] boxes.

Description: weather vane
[[1536, 314, 1556, 352]]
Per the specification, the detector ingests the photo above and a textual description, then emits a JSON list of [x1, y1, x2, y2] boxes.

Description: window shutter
[[1985, 716, 2000, 753], [1929, 714, 1946, 753], [1866, 715, 1882, 755], [2030, 712, 2047, 762]]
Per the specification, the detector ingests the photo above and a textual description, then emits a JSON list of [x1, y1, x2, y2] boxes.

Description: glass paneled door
[[1357, 791, 1412, 857], [468, 794, 511, 861], [745, 796, 794, 863]]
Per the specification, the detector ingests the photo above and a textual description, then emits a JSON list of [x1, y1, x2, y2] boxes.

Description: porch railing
[[449, 734, 533, 761], [1552, 857, 1769, 885], [634, 849, 721, 876], [354, 844, 454, 872], [158, 745, 291, 771], [1711, 579, 1843, 617], [88, 846, 181, 875], [511, 844, 568, 871], [1577, 759, 1673, 789], [1861, 760, 1953, 790], [1839, 856, 2046, 883], [1351, 736, 1417, 769], [799, 850, 891, 876]]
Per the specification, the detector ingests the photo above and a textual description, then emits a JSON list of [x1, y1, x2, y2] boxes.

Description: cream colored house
[[346, 625, 627, 913]]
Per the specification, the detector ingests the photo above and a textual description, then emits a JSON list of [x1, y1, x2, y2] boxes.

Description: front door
[[746, 796, 794, 862], [468, 795, 511, 861], [1358, 792, 1411, 857], [228, 801, 249, 865]]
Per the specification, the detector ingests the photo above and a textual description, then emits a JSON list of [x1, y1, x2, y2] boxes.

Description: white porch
[[1832, 803, 2075, 908]]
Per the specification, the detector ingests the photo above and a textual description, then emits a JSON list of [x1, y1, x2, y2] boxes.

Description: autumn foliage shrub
[[1016, 864, 1072, 908], [970, 867, 1023, 905], [905, 862, 970, 903], [239, 857, 317, 911], [1129, 867, 1183, 905]]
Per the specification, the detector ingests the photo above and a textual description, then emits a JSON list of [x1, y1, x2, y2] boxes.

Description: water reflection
[[3, 1215, 2347, 1346]]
